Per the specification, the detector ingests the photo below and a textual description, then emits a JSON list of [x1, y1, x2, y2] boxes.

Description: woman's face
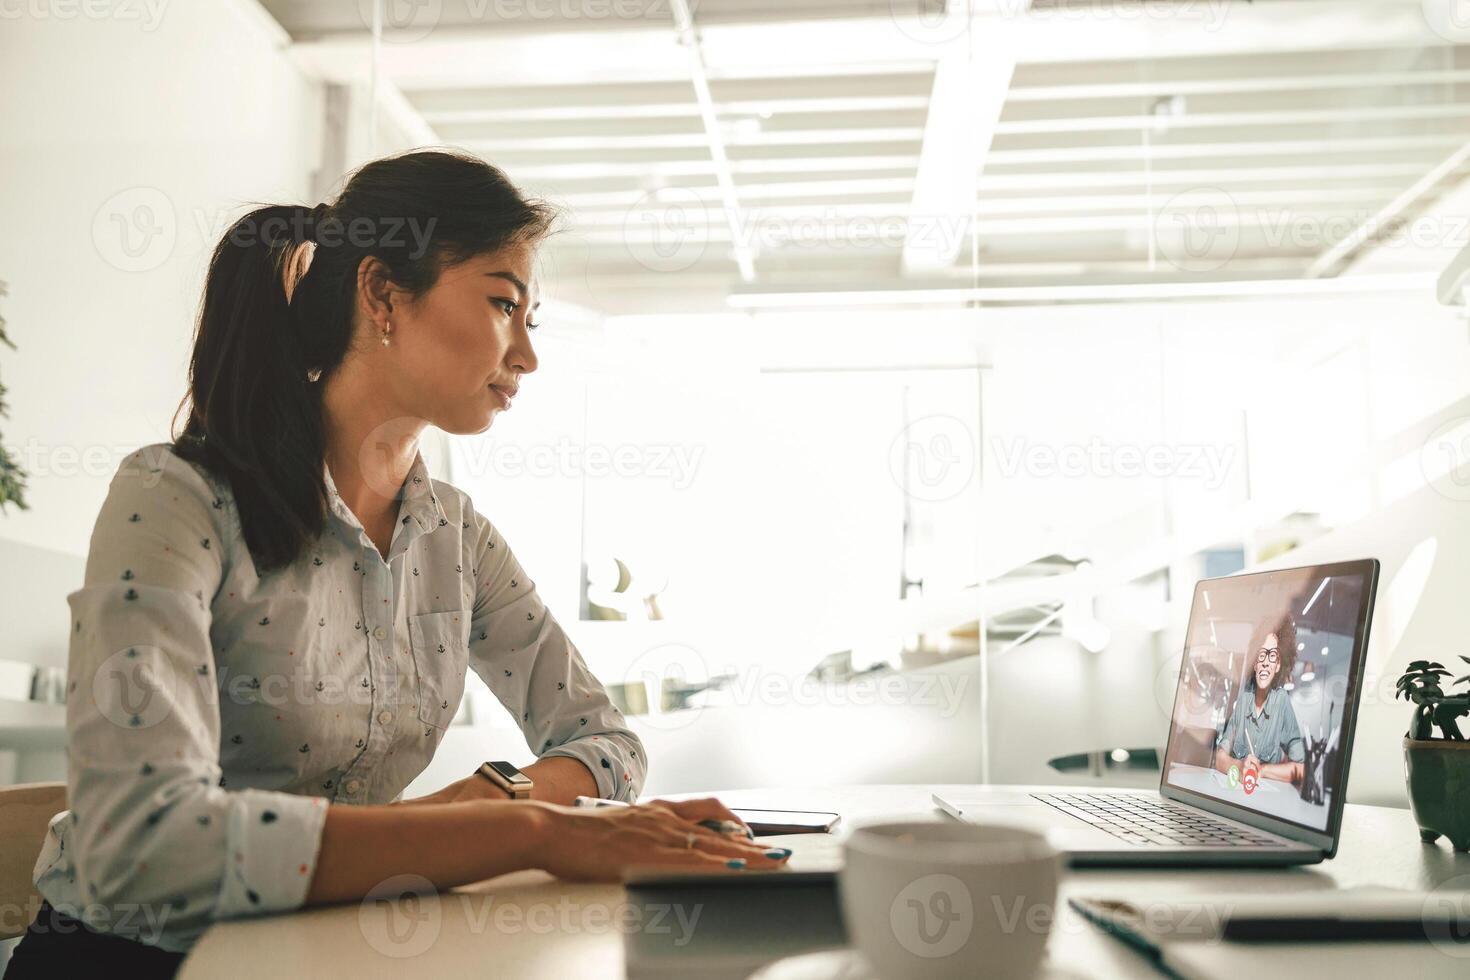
[[378, 243, 540, 436], [1255, 632, 1281, 689]]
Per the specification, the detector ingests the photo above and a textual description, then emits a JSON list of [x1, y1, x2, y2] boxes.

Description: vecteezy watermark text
[[456, 438, 705, 490], [992, 437, 1236, 490]]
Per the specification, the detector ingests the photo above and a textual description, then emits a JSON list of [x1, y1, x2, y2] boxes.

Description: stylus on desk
[[573, 796, 628, 809]]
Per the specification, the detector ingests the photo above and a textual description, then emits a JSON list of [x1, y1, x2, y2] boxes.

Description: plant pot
[[1403, 737, 1470, 851]]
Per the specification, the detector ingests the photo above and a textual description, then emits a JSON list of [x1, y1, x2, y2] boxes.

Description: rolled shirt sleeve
[[42, 448, 327, 949], [464, 513, 646, 802], [1215, 708, 1237, 753], [1277, 694, 1306, 763]]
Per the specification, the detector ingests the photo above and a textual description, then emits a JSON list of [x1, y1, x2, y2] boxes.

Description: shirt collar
[[397, 451, 449, 533], [322, 452, 448, 535]]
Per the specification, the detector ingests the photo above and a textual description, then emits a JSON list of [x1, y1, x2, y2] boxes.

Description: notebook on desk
[[1071, 887, 1470, 980], [623, 873, 846, 980]]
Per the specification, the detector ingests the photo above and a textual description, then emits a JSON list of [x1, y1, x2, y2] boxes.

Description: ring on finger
[[685, 831, 695, 849]]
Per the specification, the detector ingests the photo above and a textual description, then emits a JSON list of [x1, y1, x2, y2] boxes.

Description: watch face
[[485, 761, 532, 786]]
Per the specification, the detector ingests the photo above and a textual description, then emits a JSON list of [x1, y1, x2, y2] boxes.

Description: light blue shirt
[[1216, 682, 1305, 765], [34, 443, 645, 951]]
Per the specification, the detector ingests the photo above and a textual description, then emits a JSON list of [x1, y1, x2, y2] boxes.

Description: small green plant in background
[[1396, 659, 1470, 740], [0, 280, 30, 513]]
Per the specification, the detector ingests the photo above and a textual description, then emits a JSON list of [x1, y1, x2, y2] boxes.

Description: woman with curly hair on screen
[[1214, 610, 1306, 785]]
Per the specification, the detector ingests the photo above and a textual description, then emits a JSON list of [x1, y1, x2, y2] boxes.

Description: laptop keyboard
[[1031, 792, 1289, 848]]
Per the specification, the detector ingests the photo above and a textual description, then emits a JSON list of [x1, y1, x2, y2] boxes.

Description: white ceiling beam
[[564, 186, 1393, 225], [983, 133, 1470, 166], [724, 273, 1435, 310], [1007, 68, 1470, 103], [668, 0, 755, 282], [538, 162, 1458, 207], [506, 155, 921, 181], [583, 206, 1405, 241], [902, 3, 1023, 275], [974, 162, 1470, 192], [288, 1, 1461, 91], [993, 103, 1470, 136], [1307, 139, 1470, 278], [418, 94, 931, 124], [459, 107, 1470, 153], [460, 127, 925, 152], [920, 257, 1312, 278], [1344, 168, 1470, 279], [552, 177, 917, 207], [502, 139, 1466, 182], [550, 250, 1314, 281], [422, 70, 1470, 125]]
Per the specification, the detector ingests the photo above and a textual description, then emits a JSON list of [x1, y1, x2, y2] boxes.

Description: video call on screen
[[1162, 568, 1367, 832]]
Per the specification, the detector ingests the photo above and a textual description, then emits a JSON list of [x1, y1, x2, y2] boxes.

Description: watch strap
[[477, 761, 534, 799]]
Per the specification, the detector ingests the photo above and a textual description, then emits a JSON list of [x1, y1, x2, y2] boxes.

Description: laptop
[[934, 558, 1379, 866]]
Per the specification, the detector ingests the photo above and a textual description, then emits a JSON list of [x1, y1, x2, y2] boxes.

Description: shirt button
[[344, 778, 363, 795], [373, 626, 387, 640], [377, 710, 393, 725]]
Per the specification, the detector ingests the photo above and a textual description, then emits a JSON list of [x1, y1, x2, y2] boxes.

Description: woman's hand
[[525, 797, 792, 883]]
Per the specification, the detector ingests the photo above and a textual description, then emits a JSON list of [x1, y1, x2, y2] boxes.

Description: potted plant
[[0, 279, 28, 512], [1396, 659, 1470, 851]]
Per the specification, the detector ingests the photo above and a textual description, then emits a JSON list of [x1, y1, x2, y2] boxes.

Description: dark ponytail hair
[[172, 149, 556, 574]]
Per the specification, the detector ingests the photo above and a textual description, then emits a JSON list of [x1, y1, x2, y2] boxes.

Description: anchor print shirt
[[33, 443, 646, 952]]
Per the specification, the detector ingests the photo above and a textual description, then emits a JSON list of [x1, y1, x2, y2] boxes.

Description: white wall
[[0, 0, 323, 560], [0, 0, 326, 805]]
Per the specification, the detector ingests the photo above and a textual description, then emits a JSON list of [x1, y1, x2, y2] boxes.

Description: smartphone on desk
[[729, 808, 841, 836]]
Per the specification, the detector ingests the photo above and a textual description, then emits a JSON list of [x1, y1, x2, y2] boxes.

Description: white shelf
[[0, 699, 66, 750]]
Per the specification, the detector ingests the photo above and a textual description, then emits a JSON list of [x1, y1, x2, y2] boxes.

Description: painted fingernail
[[743, 828, 755, 840], [765, 848, 792, 860], [726, 858, 747, 870]]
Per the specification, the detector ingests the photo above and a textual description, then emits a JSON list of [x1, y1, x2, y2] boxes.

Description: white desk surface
[[180, 785, 1470, 980]]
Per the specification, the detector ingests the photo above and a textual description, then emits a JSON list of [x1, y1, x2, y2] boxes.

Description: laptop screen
[[1160, 560, 1377, 834]]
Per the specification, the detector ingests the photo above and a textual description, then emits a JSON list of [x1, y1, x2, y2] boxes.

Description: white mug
[[838, 821, 1062, 980]]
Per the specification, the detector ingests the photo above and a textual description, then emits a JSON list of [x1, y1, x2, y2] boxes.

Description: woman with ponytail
[[5, 150, 787, 978]]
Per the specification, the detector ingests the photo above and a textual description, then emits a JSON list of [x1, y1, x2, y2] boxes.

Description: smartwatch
[[477, 760, 534, 800]]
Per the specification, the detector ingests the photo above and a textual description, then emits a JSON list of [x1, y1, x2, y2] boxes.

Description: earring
[[381, 319, 391, 347], [305, 367, 322, 383]]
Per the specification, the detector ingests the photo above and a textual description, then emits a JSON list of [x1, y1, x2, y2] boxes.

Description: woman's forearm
[[522, 756, 598, 803], [304, 798, 548, 906], [399, 756, 599, 807], [1260, 760, 1301, 782]]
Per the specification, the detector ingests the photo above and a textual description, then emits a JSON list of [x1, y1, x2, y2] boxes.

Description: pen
[[573, 796, 628, 809]]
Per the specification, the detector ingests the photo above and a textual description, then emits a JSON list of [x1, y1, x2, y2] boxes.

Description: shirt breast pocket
[[409, 610, 469, 730]]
